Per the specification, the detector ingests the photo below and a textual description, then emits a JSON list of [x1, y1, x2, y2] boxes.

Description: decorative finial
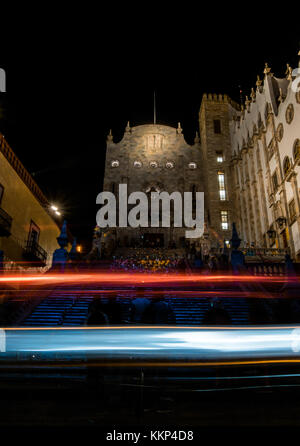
[[57, 220, 68, 249], [194, 131, 200, 143], [256, 75, 262, 87], [107, 129, 113, 142], [278, 87, 285, 103], [245, 95, 251, 110], [286, 64, 293, 81], [264, 63, 271, 76], [177, 122, 182, 134], [125, 121, 131, 132], [250, 87, 256, 102]]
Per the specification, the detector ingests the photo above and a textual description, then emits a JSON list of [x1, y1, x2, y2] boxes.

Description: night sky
[[1, 10, 299, 251]]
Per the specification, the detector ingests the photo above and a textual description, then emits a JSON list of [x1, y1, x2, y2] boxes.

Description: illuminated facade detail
[[133, 161, 142, 168], [230, 60, 300, 258], [221, 210, 229, 230], [218, 172, 226, 200], [111, 160, 119, 168], [188, 162, 197, 169]]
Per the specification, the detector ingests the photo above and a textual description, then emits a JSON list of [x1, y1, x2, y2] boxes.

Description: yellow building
[[0, 133, 61, 271]]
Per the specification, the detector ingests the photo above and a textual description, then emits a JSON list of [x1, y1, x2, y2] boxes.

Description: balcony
[[0, 207, 12, 237], [23, 239, 48, 267]]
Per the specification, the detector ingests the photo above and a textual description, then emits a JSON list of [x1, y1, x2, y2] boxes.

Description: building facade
[[0, 134, 61, 271], [103, 122, 204, 250], [230, 62, 300, 259], [102, 56, 300, 259]]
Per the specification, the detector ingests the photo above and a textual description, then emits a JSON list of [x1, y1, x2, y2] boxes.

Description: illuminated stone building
[[0, 133, 61, 271], [230, 61, 300, 258], [102, 54, 300, 259]]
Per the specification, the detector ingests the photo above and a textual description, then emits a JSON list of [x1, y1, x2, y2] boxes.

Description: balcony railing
[[23, 239, 48, 266], [0, 207, 12, 236]]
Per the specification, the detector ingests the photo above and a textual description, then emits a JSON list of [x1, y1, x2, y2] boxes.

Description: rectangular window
[[28, 221, 40, 247], [218, 172, 226, 200], [289, 199, 296, 224], [0, 183, 4, 205], [213, 119, 221, 134], [272, 171, 279, 191], [221, 211, 229, 230], [216, 151, 223, 163]]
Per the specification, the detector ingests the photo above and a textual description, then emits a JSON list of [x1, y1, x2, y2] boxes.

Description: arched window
[[293, 139, 300, 162], [283, 156, 291, 176]]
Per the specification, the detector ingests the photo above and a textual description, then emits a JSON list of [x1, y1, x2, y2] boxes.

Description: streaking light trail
[[0, 273, 295, 285], [1, 326, 300, 367]]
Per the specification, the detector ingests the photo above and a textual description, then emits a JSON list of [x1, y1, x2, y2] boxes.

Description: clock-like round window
[[188, 162, 197, 169], [276, 123, 284, 142], [134, 161, 142, 168], [150, 161, 158, 168], [286, 104, 294, 124], [166, 162, 174, 169], [111, 160, 119, 168]]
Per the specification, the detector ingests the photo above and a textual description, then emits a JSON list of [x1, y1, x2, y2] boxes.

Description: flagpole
[[154, 90, 156, 124]]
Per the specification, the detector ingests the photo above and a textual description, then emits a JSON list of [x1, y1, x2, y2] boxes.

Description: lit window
[[111, 160, 119, 168], [188, 162, 197, 169], [216, 151, 223, 163], [134, 161, 142, 168], [225, 240, 230, 247], [218, 172, 226, 200], [221, 211, 229, 230], [166, 162, 174, 169]]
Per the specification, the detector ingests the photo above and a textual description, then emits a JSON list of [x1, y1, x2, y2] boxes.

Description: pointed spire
[[107, 129, 113, 142], [250, 87, 256, 102], [278, 87, 286, 104], [286, 63, 293, 81], [57, 220, 68, 249], [264, 63, 271, 76], [125, 121, 131, 133], [230, 222, 241, 250], [245, 95, 251, 111], [256, 75, 262, 88], [177, 122, 182, 134], [194, 131, 200, 143]]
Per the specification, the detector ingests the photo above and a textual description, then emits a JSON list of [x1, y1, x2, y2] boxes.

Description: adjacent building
[[0, 133, 61, 271]]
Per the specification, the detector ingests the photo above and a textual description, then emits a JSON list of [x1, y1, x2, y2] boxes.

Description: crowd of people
[[111, 248, 186, 272], [86, 295, 176, 325]]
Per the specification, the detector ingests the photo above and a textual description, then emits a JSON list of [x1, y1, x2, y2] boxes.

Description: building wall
[[199, 94, 238, 248], [103, 123, 204, 249], [229, 65, 300, 257], [0, 144, 60, 270]]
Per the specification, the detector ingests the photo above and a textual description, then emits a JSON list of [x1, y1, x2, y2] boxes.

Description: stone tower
[[199, 93, 239, 248]]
